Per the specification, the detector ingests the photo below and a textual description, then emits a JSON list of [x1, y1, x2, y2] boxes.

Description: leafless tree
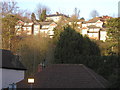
[[67, 8, 80, 29], [1, 0, 19, 17], [90, 10, 99, 18], [74, 8, 80, 19]]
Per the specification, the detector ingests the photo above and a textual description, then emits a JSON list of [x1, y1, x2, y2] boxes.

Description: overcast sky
[[16, 0, 119, 20]]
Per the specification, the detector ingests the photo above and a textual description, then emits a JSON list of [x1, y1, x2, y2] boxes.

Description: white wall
[[46, 16, 61, 22], [96, 20, 103, 28], [89, 28, 100, 32], [34, 25, 40, 35], [100, 31, 107, 41], [82, 24, 87, 27], [39, 23, 57, 37], [1, 68, 25, 89], [82, 29, 87, 35]]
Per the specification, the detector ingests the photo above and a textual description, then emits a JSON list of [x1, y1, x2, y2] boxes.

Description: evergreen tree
[[31, 13, 36, 22], [106, 18, 120, 42], [105, 18, 120, 55], [54, 25, 101, 64], [39, 9, 46, 22]]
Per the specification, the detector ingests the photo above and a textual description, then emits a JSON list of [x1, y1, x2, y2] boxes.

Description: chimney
[[38, 60, 46, 72], [38, 64, 43, 72]]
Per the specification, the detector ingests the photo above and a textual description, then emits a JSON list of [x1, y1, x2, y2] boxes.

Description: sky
[[16, 0, 120, 20]]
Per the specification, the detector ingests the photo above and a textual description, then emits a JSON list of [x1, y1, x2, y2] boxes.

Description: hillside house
[[81, 17, 109, 41], [15, 21, 34, 36], [0, 49, 26, 89], [15, 20, 57, 38], [22, 22, 34, 35], [15, 15, 111, 41], [37, 22, 57, 38], [15, 20, 24, 35], [46, 12, 69, 23]]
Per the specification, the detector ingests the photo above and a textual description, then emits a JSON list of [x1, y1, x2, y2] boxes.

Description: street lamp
[[28, 78, 34, 90]]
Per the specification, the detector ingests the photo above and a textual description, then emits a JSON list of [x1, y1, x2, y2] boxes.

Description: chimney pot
[[38, 64, 43, 72]]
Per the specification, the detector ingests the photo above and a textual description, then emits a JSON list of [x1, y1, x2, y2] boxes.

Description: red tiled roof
[[87, 16, 112, 23], [87, 17, 101, 23], [82, 27, 87, 29], [17, 64, 109, 88]]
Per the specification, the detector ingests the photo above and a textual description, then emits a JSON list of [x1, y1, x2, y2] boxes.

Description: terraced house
[[15, 14, 112, 41], [15, 21, 57, 38], [81, 16, 112, 41]]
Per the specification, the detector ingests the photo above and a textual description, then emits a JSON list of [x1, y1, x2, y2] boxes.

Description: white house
[[47, 22, 57, 38], [15, 21, 34, 36], [39, 22, 57, 38], [15, 20, 57, 38], [99, 29, 107, 41], [0, 49, 26, 89], [46, 12, 68, 23], [15, 20, 24, 35], [33, 22, 41, 35], [22, 22, 34, 35], [81, 17, 107, 41]]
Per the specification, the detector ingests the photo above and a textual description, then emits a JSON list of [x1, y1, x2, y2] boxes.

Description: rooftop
[[17, 64, 109, 88], [0, 49, 26, 70], [87, 16, 112, 23], [46, 13, 69, 18], [87, 17, 101, 23]]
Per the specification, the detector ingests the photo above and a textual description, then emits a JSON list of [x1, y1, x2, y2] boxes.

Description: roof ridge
[[82, 65, 105, 88]]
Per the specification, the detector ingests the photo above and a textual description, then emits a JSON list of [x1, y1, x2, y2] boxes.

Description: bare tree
[[90, 10, 99, 18], [68, 8, 80, 29], [1, 1, 19, 17], [74, 8, 80, 19]]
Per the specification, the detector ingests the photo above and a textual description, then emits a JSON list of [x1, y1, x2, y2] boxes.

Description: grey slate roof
[[0, 49, 26, 70], [17, 64, 109, 88]]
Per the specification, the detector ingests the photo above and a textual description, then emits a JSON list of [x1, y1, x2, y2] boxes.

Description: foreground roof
[[0, 49, 26, 70], [17, 64, 109, 88]]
